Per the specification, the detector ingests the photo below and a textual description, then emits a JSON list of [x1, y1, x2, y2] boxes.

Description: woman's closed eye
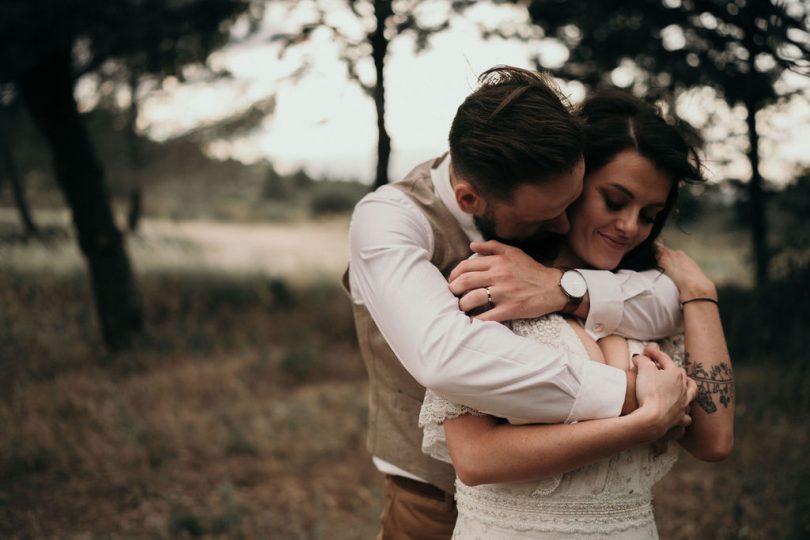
[[603, 192, 660, 224], [640, 212, 658, 225], [603, 195, 626, 212]]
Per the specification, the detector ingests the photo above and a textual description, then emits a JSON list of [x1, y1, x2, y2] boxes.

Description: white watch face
[[561, 271, 587, 299]]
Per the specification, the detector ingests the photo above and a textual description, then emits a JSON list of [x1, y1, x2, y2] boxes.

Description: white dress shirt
[[349, 156, 682, 481]]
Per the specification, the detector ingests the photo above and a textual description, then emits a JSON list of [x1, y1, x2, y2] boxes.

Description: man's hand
[[633, 343, 697, 441], [448, 240, 567, 322]]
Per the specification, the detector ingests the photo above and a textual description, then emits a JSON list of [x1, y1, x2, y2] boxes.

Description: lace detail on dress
[[531, 476, 562, 496], [507, 314, 583, 353], [454, 480, 656, 535], [419, 390, 484, 464]]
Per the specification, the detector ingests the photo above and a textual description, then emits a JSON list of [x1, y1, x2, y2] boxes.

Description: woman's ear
[[454, 180, 486, 215]]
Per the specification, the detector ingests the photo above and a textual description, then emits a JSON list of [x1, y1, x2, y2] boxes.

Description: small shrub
[[267, 278, 295, 308], [310, 192, 355, 216], [262, 169, 291, 200], [170, 510, 206, 537], [280, 342, 318, 382], [720, 262, 810, 373]]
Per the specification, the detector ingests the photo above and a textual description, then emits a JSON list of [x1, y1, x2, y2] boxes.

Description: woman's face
[[565, 149, 673, 270]]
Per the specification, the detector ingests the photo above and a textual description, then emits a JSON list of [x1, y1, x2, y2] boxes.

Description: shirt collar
[[430, 155, 483, 243]]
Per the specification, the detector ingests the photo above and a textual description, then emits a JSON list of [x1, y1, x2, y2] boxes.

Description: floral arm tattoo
[[685, 352, 735, 414]]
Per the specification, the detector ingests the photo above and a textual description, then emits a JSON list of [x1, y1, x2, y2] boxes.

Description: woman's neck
[[552, 242, 586, 269]]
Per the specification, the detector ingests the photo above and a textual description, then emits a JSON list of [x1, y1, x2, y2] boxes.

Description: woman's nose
[[616, 211, 639, 237]]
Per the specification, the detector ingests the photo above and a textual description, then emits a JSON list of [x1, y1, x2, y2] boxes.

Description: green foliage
[[774, 169, 810, 252], [310, 191, 357, 215], [308, 179, 367, 216], [289, 169, 314, 190], [524, 0, 809, 104], [673, 183, 704, 225], [523, 0, 810, 285], [262, 168, 290, 200], [267, 278, 296, 308], [0, 0, 258, 82], [719, 263, 810, 373], [0, 100, 375, 221]]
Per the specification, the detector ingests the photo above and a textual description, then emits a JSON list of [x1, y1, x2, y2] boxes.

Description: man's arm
[[578, 269, 682, 340], [445, 351, 695, 486], [348, 190, 626, 424], [449, 240, 682, 340]]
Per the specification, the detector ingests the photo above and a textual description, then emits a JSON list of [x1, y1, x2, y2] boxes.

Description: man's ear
[[453, 180, 486, 215]]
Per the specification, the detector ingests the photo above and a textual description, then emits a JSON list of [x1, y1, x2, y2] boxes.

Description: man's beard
[[473, 212, 561, 264]]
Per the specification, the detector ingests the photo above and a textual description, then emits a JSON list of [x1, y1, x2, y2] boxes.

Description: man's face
[[474, 159, 585, 244]]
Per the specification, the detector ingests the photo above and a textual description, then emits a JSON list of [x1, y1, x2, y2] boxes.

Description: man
[[344, 66, 688, 539]]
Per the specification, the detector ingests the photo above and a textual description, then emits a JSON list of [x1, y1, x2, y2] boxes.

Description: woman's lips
[[599, 232, 631, 251]]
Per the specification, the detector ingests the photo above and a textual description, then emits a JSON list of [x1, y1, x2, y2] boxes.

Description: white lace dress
[[419, 314, 684, 539]]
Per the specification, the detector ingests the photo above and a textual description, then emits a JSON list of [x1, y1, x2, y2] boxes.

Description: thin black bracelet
[[680, 297, 719, 309]]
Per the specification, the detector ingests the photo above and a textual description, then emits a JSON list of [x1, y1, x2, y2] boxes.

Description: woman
[[419, 90, 735, 538]]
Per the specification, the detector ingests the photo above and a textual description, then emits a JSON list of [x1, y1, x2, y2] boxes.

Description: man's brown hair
[[448, 66, 584, 200]]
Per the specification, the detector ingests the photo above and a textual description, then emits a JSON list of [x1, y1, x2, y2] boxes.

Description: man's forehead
[[511, 170, 582, 216]]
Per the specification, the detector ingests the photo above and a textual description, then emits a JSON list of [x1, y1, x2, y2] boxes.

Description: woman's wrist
[[622, 405, 665, 445], [678, 281, 717, 303]]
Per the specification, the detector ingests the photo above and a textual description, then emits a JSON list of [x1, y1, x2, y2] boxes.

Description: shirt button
[[593, 323, 605, 333]]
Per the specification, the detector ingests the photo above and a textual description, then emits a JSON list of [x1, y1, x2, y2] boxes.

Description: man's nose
[[547, 212, 570, 235]]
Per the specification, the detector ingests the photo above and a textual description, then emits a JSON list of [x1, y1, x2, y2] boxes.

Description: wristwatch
[[559, 269, 587, 314]]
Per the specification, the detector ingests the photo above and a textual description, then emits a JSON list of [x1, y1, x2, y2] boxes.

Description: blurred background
[[1, 0, 808, 538]]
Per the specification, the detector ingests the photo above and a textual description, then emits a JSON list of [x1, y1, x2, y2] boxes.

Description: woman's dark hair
[[577, 89, 706, 270], [448, 66, 584, 201]]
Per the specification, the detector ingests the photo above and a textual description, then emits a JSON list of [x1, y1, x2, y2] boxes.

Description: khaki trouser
[[377, 475, 457, 540]]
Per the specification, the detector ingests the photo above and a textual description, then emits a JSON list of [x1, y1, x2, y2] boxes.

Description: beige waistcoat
[[343, 156, 472, 492]]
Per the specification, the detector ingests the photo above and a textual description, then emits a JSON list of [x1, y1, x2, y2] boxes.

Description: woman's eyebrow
[[607, 183, 666, 208], [607, 183, 634, 198]]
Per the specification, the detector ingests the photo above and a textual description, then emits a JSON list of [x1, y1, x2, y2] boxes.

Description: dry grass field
[[1, 214, 808, 538]]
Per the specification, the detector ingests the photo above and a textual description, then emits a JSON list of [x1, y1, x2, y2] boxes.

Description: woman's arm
[[657, 246, 735, 462], [598, 335, 631, 369], [444, 351, 696, 486]]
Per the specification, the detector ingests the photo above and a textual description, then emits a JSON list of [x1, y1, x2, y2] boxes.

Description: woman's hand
[[655, 244, 717, 301]]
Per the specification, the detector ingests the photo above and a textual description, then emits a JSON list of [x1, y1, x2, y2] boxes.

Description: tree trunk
[[744, 98, 770, 286], [126, 71, 143, 233], [371, 0, 391, 189], [0, 120, 39, 237], [18, 51, 143, 349]]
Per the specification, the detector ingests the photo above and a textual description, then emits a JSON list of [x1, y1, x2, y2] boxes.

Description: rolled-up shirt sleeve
[[579, 269, 683, 340], [348, 189, 626, 424]]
